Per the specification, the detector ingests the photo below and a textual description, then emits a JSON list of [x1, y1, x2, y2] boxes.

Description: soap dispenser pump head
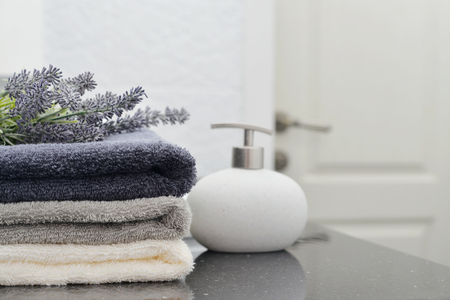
[[211, 123, 273, 170]]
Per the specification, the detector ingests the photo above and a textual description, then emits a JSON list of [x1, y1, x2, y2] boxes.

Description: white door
[[276, 0, 450, 266]]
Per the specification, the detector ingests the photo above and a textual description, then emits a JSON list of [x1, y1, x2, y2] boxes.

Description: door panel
[[276, 0, 450, 265], [320, 219, 431, 257]]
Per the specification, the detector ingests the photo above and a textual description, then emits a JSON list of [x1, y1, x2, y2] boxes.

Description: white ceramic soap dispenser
[[188, 123, 308, 253]]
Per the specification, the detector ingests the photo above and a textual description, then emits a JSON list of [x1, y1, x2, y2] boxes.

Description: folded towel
[[0, 239, 194, 286], [0, 130, 196, 202], [0, 281, 193, 300], [0, 197, 192, 245]]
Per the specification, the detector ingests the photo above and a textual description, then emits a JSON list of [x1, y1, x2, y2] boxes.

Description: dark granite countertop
[[1, 223, 450, 299], [186, 223, 450, 299]]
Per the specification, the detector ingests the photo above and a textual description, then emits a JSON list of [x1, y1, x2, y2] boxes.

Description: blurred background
[[1, 0, 450, 266]]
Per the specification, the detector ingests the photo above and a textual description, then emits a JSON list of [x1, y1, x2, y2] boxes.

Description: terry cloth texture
[[0, 281, 193, 300], [0, 129, 196, 202], [0, 197, 192, 245], [0, 239, 194, 286]]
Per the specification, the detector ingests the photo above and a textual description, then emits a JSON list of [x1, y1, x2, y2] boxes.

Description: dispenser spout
[[211, 123, 272, 146], [244, 129, 254, 147], [211, 123, 273, 169]]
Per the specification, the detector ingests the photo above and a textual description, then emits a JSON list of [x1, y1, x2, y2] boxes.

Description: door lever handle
[[276, 112, 332, 132]]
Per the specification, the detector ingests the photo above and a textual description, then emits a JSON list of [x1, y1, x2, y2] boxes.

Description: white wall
[[0, 0, 44, 74]]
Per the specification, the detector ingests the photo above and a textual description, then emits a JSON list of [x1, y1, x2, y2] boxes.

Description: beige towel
[[0, 239, 193, 286]]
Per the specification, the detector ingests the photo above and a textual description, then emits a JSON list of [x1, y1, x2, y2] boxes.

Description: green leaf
[[5, 133, 27, 138], [5, 134, 25, 142], [0, 101, 14, 109], [1, 136, 14, 146]]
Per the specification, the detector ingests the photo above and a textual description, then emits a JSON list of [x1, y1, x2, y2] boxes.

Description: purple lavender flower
[[5, 65, 62, 99], [9, 80, 56, 124], [56, 83, 82, 112], [32, 65, 62, 86], [4, 70, 31, 99], [64, 72, 97, 96]]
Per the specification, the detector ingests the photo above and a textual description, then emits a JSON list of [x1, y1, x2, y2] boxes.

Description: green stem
[[50, 110, 88, 121], [35, 107, 68, 122], [0, 115, 12, 123]]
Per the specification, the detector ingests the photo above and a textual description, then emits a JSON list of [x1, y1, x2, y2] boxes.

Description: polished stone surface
[[186, 224, 450, 299], [287, 225, 450, 300], [1, 224, 450, 299]]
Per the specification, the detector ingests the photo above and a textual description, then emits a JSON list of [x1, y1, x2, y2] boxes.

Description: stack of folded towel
[[0, 130, 197, 286]]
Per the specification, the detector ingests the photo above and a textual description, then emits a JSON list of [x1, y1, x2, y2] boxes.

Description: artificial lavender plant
[[0, 65, 189, 145]]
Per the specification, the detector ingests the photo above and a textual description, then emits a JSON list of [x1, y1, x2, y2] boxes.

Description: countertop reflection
[[186, 250, 306, 300], [0, 281, 192, 300]]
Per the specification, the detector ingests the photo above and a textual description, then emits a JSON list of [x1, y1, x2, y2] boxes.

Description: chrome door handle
[[275, 112, 332, 132]]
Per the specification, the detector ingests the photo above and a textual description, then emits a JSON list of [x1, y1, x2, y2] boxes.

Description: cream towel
[[0, 239, 194, 286]]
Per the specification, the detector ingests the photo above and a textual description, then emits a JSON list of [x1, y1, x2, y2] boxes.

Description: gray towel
[[0, 129, 196, 202], [0, 197, 192, 245]]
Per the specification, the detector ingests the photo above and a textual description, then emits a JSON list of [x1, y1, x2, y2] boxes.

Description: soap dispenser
[[187, 123, 308, 253]]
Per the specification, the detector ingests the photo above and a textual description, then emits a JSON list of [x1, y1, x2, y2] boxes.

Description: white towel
[[0, 239, 193, 286]]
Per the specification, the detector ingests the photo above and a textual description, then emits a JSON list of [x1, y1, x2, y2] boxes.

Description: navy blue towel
[[0, 130, 196, 202]]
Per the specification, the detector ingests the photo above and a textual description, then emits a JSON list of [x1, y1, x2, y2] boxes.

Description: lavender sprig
[[16, 122, 105, 144], [0, 65, 189, 145], [4, 65, 62, 99], [54, 87, 147, 124], [102, 106, 190, 135]]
